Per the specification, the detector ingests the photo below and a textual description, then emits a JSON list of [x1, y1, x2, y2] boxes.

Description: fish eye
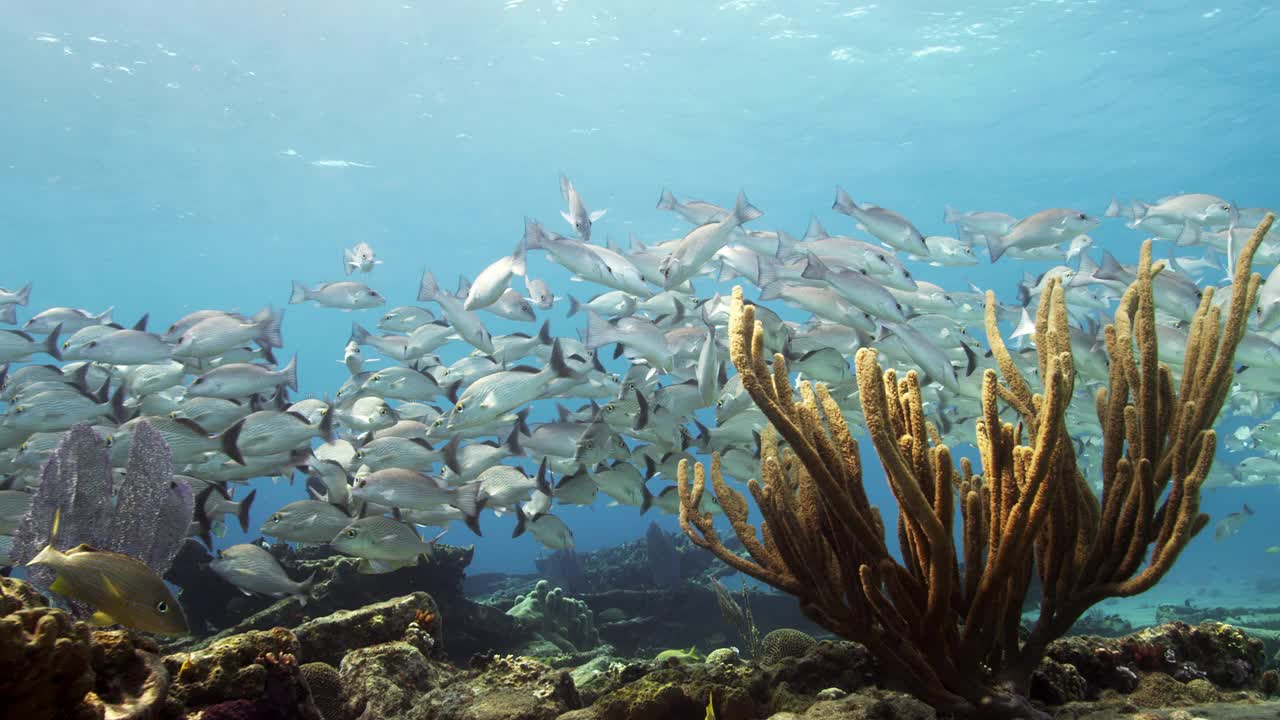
[[270, 513, 282, 523], [603, 403, 616, 413], [1076, 212, 1087, 220], [156, 601, 168, 613], [193, 377, 204, 385], [379, 406, 389, 415], [345, 528, 358, 538], [1221, 204, 1231, 211], [105, 435, 115, 447], [582, 440, 593, 450], [14, 406, 24, 414], [904, 270, 912, 278], [616, 437, 627, 448], [87, 341, 98, 348], [62, 341, 72, 349], [716, 399, 724, 407]]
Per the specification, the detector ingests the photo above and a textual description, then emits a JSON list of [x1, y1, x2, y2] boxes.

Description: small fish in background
[[344, 242, 382, 275], [1215, 504, 1255, 541], [525, 276, 555, 310], [26, 510, 189, 635], [560, 173, 606, 242], [290, 280, 385, 310], [208, 542, 317, 605]]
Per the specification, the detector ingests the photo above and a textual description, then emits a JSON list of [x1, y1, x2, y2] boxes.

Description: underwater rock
[[1039, 621, 1267, 703], [645, 522, 680, 588], [1029, 657, 1089, 705], [190, 650, 323, 720], [763, 689, 936, 720], [418, 654, 581, 720], [339, 641, 457, 719], [85, 629, 170, 720], [164, 626, 302, 711], [0, 576, 96, 719], [164, 544, 482, 661], [292, 591, 441, 666], [506, 579, 599, 654]]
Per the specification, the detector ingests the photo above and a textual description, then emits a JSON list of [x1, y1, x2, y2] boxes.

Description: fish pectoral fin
[[88, 611, 118, 627], [101, 574, 125, 599], [49, 575, 72, 596]]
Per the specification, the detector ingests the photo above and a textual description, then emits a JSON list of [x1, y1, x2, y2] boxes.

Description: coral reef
[[678, 218, 1274, 719], [292, 592, 441, 666], [507, 579, 600, 654], [299, 662, 345, 720], [758, 628, 817, 667], [85, 630, 170, 720], [340, 640, 456, 718], [0, 576, 96, 718], [165, 627, 302, 710]]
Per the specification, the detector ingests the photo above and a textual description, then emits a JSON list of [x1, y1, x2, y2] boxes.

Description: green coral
[[506, 579, 598, 653]]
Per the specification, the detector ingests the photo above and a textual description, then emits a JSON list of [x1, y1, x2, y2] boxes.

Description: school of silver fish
[[1, 179, 1278, 597]]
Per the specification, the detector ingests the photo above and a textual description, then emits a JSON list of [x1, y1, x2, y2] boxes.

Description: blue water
[[2, 1, 1278, 584]]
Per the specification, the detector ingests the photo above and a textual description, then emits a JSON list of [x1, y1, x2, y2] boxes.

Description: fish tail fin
[[582, 311, 618, 350], [193, 485, 217, 548], [220, 419, 247, 466], [775, 229, 798, 259], [511, 233, 528, 277], [455, 481, 483, 537], [28, 542, 60, 569], [343, 248, 356, 275], [348, 323, 370, 346], [656, 188, 677, 210], [15, 283, 31, 306], [639, 481, 653, 515], [289, 281, 309, 304], [235, 489, 257, 533], [318, 403, 336, 443], [832, 186, 856, 215], [282, 354, 299, 392], [985, 233, 1010, 263], [566, 295, 581, 317], [256, 306, 285, 348], [512, 505, 528, 538], [44, 323, 62, 361], [522, 217, 547, 252], [548, 339, 577, 379], [943, 204, 961, 224], [534, 458, 552, 495], [297, 571, 318, 606], [1103, 197, 1124, 218], [730, 191, 763, 226], [417, 271, 439, 302]]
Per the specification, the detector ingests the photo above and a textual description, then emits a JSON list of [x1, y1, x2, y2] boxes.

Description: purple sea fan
[[108, 421, 193, 576], [12, 420, 194, 594], [11, 423, 115, 592]]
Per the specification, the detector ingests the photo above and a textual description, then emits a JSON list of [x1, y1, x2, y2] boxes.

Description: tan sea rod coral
[[678, 214, 1275, 719]]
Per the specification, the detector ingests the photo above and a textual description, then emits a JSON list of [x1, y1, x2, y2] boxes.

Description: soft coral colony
[[678, 214, 1276, 719]]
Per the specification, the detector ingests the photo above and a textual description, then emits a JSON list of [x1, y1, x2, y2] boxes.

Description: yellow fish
[[26, 510, 189, 636]]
